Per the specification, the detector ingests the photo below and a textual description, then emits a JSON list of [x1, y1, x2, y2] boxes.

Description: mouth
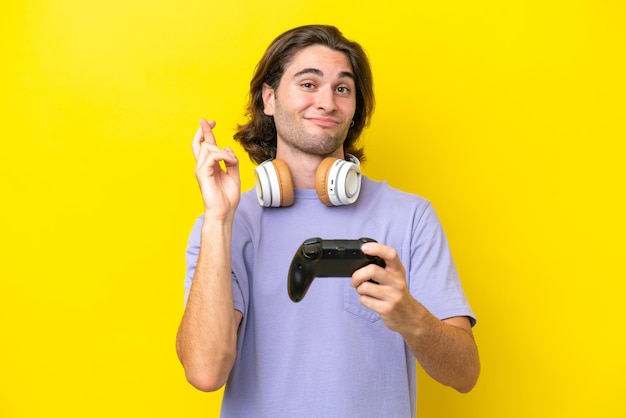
[[305, 117, 342, 128]]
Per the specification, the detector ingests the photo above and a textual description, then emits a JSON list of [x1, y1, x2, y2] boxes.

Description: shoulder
[[360, 176, 431, 212], [358, 177, 446, 240]]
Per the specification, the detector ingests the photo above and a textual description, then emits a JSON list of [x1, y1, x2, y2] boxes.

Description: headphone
[[254, 154, 362, 207]]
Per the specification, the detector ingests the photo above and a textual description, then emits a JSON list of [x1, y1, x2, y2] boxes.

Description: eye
[[301, 82, 315, 89], [336, 86, 351, 95]]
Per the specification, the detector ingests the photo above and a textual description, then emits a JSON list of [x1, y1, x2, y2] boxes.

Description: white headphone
[[254, 154, 362, 207]]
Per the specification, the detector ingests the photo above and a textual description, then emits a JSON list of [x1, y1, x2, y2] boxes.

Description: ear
[[262, 83, 275, 116]]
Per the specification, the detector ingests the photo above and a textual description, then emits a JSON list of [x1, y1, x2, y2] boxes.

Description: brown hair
[[233, 25, 375, 164]]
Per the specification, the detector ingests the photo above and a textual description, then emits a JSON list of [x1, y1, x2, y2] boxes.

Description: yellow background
[[1, 0, 625, 417]]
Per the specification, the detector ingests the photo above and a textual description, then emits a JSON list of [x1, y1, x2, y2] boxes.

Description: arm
[[176, 119, 243, 392], [352, 243, 480, 393]]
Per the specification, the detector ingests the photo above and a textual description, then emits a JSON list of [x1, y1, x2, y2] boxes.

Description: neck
[[283, 154, 325, 189], [275, 146, 345, 189]]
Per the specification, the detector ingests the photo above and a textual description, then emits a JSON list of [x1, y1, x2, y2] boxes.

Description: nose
[[314, 87, 337, 112]]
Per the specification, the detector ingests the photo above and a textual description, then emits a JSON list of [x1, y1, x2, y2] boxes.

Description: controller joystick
[[288, 237, 386, 302]]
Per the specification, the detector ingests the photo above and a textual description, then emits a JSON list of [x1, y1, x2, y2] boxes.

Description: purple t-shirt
[[185, 177, 475, 417]]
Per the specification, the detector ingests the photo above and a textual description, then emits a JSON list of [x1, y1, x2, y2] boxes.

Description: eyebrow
[[292, 68, 355, 81]]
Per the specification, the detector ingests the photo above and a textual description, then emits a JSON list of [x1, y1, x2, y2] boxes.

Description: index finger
[[191, 125, 203, 158], [361, 242, 402, 271], [191, 119, 218, 159], [200, 118, 218, 146]]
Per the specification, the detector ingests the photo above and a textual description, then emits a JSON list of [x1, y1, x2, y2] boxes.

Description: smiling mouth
[[306, 117, 341, 128]]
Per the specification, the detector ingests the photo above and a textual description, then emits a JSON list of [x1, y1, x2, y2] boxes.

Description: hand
[[191, 119, 241, 221], [351, 242, 421, 334]]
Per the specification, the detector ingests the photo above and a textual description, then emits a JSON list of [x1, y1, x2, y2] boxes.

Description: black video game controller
[[288, 237, 386, 302]]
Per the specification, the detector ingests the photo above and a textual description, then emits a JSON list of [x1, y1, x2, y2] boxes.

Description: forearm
[[176, 220, 239, 392], [401, 302, 480, 393]]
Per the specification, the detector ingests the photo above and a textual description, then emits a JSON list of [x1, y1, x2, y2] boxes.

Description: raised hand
[[192, 119, 241, 222]]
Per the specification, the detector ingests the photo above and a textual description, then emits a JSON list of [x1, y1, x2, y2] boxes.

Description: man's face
[[262, 44, 357, 158]]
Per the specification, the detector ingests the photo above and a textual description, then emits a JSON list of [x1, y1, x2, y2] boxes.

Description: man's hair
[[233, 24, 375, 165]]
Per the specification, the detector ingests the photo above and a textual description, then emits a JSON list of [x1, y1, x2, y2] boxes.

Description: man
[[177, 25, 479, 417]]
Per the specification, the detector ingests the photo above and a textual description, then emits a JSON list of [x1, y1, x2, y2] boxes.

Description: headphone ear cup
[[254, 159, 295, 207], [315, 157, 362, 206], [272, 159, 294, 206], [315, 158, 337, 206]]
